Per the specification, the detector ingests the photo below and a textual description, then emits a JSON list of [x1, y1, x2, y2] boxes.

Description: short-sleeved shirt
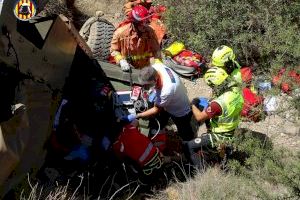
[[152, 63, 191, 117], [205, 101, 222, 118]]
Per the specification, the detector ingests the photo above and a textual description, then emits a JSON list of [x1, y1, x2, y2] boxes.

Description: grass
[[151, 167, 256, 200], [150, 132, 300, 200], [19, 142, 300, 200]]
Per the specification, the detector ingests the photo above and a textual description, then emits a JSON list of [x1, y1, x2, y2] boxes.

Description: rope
[[2, 26, 60, 94], [134, 98, 148, 112], [3, 26, 20, 72]]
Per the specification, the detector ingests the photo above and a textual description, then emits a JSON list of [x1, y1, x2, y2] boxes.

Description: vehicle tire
[[83, 20, 115, 61]]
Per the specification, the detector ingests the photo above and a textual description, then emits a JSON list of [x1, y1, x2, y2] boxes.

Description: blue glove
[[148, 90, 157, 103], [121, 113, 137, 123], [199, 97, 209, 111], [191, 97, 209, 111], [101, 136, 111, 151]]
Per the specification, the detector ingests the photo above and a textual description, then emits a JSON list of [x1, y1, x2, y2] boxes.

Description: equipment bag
[[163, 41, 206, 78], [272, 67, 300, 94], [241, 87, 264, 122], [163, 51, 206, 78], [240, 66, 253, 84]]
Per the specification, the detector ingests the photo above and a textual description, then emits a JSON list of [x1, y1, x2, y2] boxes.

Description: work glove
[[121, 113, 137, 123], [191, 97, 209, 111], [119, 59, 130, 72]]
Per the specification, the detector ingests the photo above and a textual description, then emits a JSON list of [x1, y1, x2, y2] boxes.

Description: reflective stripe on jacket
[[210, 87, 244, 133], [110, 23, 160, 69]]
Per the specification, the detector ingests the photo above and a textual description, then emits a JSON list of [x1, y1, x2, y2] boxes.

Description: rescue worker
[[122, 60, 194, 141], [211, 45, 242, 87], [123, 0, 167, 45], [112, 119, 163, 179], [186, 67, 244, 169], [110, 5, 161, 71]]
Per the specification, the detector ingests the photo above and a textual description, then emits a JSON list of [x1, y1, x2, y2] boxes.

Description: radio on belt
[[131, 86, 142, 101]]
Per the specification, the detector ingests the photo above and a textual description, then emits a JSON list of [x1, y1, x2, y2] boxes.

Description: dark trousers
[[184, 134, 214, 169], [149, 110, 194, 141], [184, 132, 234, 169]]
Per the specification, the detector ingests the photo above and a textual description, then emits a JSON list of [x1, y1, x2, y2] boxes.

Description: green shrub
[[227, 133, 300, 199], [163, 0, 300, 72]]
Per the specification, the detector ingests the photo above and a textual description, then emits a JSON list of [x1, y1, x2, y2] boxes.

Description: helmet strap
[[133, 21, 147, 35], [212, 85, 224, 97], [224, 59, 235, 74], [213, 77, 236, 96]]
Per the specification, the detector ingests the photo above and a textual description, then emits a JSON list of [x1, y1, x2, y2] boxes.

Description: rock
[[283, 123, 300, 136], [114, 12, 122, 19], [95, 10, 104, 17]]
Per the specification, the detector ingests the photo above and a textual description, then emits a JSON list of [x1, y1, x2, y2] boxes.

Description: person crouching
[[112, 119, 163, 183]]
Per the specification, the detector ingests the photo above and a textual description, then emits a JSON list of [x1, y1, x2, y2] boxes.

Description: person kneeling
[[186, 67, 244, 170]]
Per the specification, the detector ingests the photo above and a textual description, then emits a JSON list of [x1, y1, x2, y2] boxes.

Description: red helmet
[[131, 5, 150, 23]]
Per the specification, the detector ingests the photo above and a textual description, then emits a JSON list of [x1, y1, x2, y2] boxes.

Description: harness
[[142, 150, 162, 175]]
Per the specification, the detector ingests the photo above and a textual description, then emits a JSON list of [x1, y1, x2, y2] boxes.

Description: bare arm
[[136, 105, 161, 119], [192, 104, 210, 122]]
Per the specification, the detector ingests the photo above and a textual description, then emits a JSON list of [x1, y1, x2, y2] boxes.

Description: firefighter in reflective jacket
[[110, 5, 161, 71], [123, 0, 167, 45], [186, 67, 244, 169], [112, 120, 162, 176]]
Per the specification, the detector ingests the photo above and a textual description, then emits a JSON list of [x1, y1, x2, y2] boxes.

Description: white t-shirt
[[152, 63, 191, 117]]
